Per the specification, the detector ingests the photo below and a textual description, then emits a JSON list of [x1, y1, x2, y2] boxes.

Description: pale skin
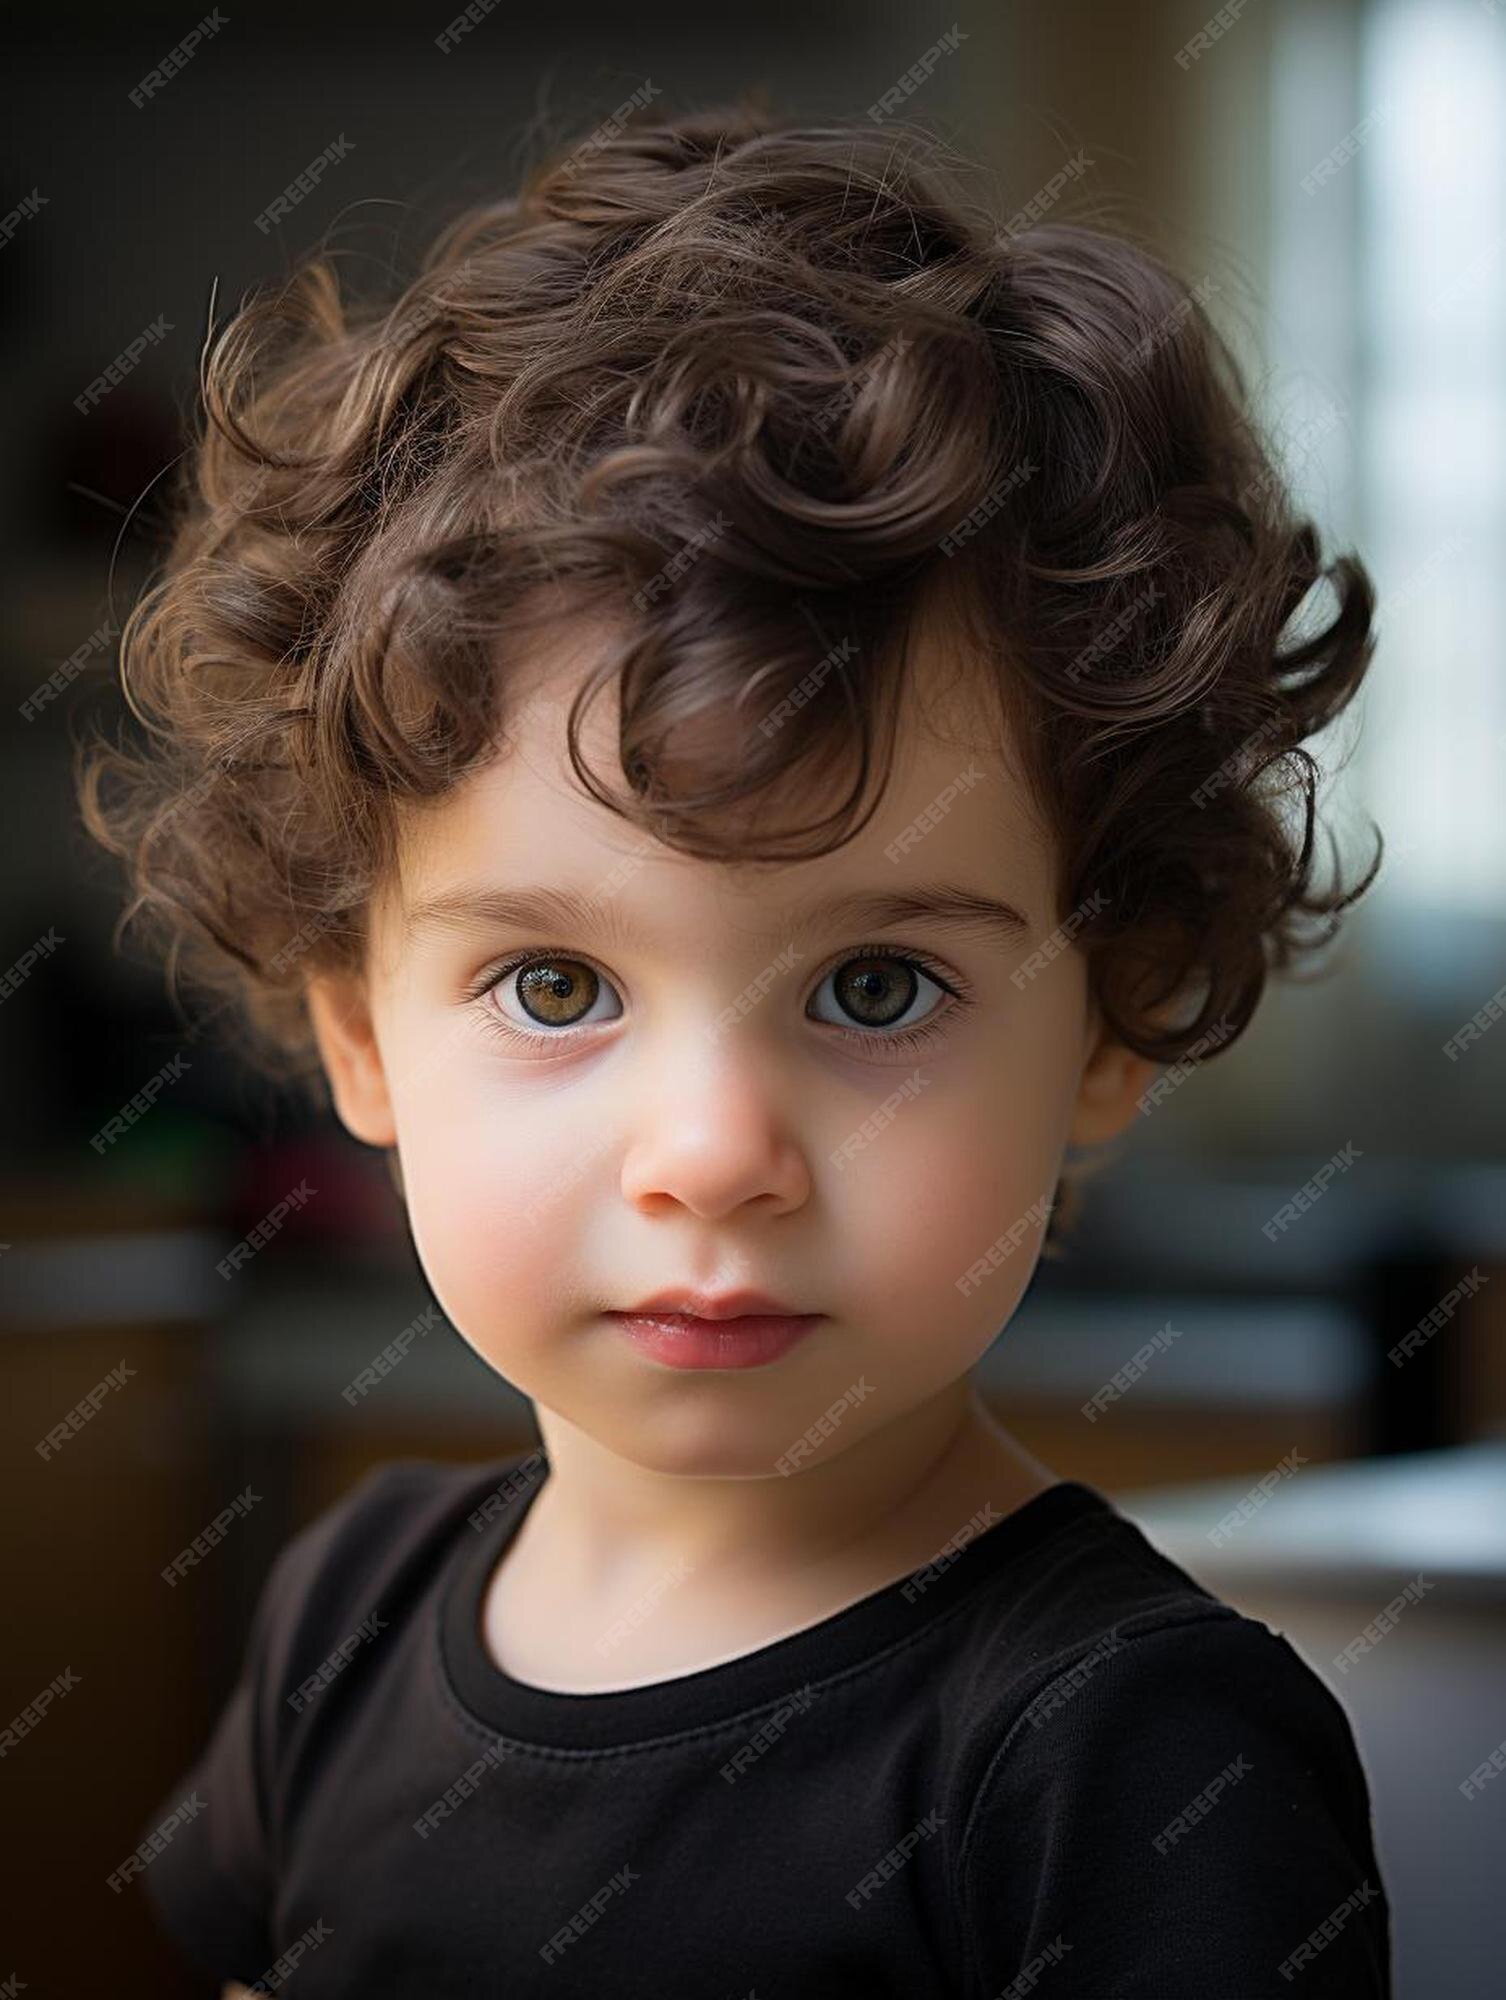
[[218, 607, 1160, 1996], [295, 597, 1160, 1713]]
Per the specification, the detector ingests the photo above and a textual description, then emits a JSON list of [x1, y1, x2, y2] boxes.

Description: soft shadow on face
[[314, 595, 1143, 1481]]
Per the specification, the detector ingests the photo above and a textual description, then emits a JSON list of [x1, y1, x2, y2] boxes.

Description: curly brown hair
[[76, 99, 1380, 1251]]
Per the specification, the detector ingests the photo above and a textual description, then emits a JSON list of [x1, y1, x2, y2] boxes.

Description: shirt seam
[[426, 1501, 1119, 1763], [949, 1602, 1261, 1998]]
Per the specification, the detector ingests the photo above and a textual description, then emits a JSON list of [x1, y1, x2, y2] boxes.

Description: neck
[[520, 1380, 1054, 1593]]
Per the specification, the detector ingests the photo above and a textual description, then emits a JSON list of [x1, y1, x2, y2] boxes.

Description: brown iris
[[514, 958, 600, 1027]]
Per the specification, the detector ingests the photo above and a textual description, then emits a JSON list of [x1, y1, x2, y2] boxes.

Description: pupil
[[517, 960, 596, 1026], [838, 957, 915, 1027]]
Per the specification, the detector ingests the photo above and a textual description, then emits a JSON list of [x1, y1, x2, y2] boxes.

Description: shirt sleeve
[[140, 1466, 398, 1986], [956, 1611, 1393, 1999], [139, 1561, 285, 1983]]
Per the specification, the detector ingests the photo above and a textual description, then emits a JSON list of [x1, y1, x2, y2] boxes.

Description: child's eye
[[482, 954, 624, 1039], [467, 944, 970, 1052], [806, 948, 963, 1042]]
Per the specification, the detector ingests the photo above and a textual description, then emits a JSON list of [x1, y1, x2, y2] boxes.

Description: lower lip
[[607, 1312, 823, 1370]]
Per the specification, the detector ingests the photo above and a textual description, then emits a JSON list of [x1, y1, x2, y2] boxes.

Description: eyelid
[[462, 943, 612, 1005], [464, 940, 975, 1007]]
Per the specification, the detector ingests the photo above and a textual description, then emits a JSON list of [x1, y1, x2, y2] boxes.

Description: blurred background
[[2, 0, 1503, 1992]]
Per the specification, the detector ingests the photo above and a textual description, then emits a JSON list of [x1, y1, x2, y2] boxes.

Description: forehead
[[384, 602, 1054, 946]]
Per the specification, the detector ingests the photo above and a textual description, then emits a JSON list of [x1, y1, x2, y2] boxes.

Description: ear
[[1066, 996, 1161, 1149], [305, 973, 397, 1149]]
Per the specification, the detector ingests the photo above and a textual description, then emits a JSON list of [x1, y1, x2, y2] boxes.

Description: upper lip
[[614, 1288, 812, 1321]]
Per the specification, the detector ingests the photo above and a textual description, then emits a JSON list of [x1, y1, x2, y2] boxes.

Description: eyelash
[[463, 943, 974, 1056]]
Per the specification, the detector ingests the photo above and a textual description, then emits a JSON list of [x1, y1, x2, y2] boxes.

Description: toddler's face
[[309, 614, 1153, 1476]]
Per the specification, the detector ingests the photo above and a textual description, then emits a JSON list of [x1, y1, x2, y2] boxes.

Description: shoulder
[[140, 1449, 543, 1983], [953, 1607, 1391, 1995], [250, 1449, 543, 1705]]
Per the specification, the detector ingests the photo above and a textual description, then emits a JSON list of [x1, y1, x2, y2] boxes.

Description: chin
[[581, 1396, 847, 1483]]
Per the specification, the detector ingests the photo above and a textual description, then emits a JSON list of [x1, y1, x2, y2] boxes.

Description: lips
[[606, 1303, 824, 1370], [617, 1287, 809, 1322]]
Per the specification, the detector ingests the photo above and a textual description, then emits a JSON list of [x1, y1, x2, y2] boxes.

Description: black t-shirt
[[141, 1449, 1393, 1996]]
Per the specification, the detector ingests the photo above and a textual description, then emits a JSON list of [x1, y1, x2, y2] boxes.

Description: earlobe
[[1067, 1003, 1160, 1150], [305, 973, 398, 1149]]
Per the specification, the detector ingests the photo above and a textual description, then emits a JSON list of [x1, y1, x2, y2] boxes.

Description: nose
[[619, 1033, 812, 1221]]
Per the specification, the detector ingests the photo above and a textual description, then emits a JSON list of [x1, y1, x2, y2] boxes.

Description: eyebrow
[[401, 880, 1034, 955]]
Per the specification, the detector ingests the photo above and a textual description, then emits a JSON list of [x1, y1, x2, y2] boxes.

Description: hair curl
[[76, 99, 1381, 1255]]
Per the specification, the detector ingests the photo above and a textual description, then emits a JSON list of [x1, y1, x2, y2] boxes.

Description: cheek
[[384, 1058, 581, 1372], [841, 1037, 1077, 1352]]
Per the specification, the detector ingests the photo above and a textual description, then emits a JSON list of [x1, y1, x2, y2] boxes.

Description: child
[[81, 102, 1393, 1997]]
